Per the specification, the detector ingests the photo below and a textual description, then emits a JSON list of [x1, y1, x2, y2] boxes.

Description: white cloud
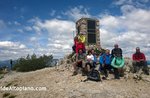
[[26, 4, 150, 59], [37, 19, 75, 33], [100, 7, 150, 33], [114, 0, 133, 5], [114, 0, 150, 8], [24, 26, 32, 31], [50, 10, 56, 16], [0, 41, 32, 60], [120, 5, 137, 14], [14, 21, 21, 26], [32, 25, 41, 33], [16, 29, 24, 33], [30, 37, 37, 42], [121, 8, 150, 33], [1, 2, 150, 60], [26, 18, 75, 59], [63, 5, 91, 21], [100, 16, 120, 31], [100, 4, 150, 59], [0, 41, 27, 50]]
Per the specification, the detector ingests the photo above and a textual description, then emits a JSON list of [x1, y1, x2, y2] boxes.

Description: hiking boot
[[106, 77, 110, 80], [72, 71, 77, 76], [102, 76, 106, 80], [145, 71, 149, 75], [82, 72, 87, 76], [115, 75, 120, 79], [102, 76, 109, 80], [115, 77, 120, 79], [119, 73, 124, 77]]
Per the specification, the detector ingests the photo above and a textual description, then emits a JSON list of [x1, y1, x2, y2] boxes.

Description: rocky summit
[[0, 57, 150, 98]]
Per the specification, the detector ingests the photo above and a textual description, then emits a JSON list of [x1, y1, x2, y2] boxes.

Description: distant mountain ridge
[[0, 60, 16, 70], [0, 59, 59, 69]]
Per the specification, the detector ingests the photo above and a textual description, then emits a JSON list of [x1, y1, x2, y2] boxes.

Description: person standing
[[10, 59, 13, 70], [111, 44, 122, 58]]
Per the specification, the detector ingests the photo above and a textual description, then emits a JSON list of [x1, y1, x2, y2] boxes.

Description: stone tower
[[76, 18, 101, 48]]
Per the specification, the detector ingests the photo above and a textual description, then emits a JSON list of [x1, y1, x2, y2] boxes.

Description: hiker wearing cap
[[132, 47, 149, 75], [99, 49, 112, 79], [111, 44, 122, 58]]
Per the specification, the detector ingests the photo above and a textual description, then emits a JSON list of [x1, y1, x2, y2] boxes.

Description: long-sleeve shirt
[[99, 54, 111, 65], [75, 42, 85, 53], [78, 35, 86, 43], [132, 52, 146, 61], [87, 54, 94, 61], [111, 48, 122, 57], [93, 55, 99, 63]]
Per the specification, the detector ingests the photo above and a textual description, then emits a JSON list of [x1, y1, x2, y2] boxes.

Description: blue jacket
[[93, 55, 98, 63], [99, 54, 111, 65]]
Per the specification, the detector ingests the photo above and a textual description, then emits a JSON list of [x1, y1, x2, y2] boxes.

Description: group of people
[[72, 34, 149, 80]]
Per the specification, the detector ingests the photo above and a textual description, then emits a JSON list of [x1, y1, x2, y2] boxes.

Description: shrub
[[13, 54, 53, 72]]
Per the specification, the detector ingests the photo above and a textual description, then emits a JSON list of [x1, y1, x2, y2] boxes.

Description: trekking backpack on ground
[[86, 69, 101, 82]]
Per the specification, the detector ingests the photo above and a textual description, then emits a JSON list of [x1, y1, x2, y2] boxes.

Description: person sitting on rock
[[111, 44, 124, 79], [93, 53, 100, 68], [91, 49, 97, 68], [84, 50, 95, 74], [72, 49, 86, 76], [132, 47, 149, 75], [99, 49, 112, 79]]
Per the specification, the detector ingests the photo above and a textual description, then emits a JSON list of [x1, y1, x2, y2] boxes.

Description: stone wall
[[76, 18, 101, 48]]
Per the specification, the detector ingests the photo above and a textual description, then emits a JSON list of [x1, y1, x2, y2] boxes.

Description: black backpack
[[86, 69, 101, 82]]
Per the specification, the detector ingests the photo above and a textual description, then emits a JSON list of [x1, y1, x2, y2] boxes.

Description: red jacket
[[132, 52, 146, 61], [74, 39, 78, 47], [76, 42, 85, 53]]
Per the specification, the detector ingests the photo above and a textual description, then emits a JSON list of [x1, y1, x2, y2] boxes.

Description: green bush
[[13, 54, 53, 72]]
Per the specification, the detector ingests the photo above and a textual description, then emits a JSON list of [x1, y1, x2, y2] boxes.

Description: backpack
[[86, 69, 101, 82], [72, 45, 76, 52]]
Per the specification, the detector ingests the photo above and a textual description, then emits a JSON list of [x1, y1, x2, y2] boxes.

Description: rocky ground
[[0, 58, 150, 98]]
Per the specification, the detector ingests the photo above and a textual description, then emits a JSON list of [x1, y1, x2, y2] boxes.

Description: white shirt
[[87, 54, 94, 61]]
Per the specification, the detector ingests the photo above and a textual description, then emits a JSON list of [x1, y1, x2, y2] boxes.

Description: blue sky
[[0, 0, 150, 60]]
